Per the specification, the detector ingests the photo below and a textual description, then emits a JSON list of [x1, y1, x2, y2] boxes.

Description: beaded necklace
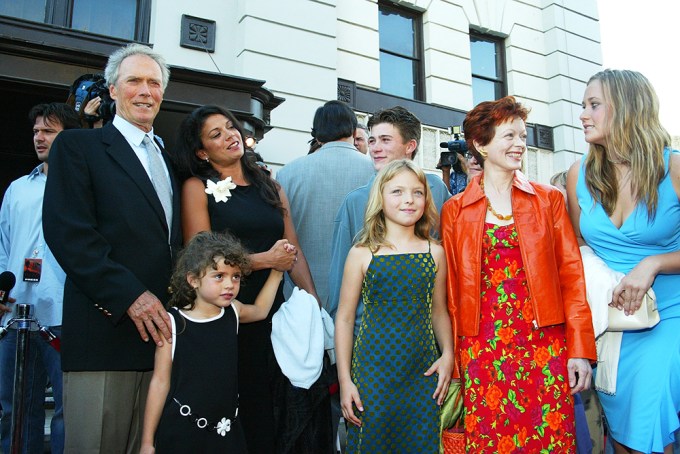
[[480, 178, 513, 221]]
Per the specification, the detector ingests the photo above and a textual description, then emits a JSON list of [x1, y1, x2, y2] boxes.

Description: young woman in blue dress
[[567, 69, 680, 454]]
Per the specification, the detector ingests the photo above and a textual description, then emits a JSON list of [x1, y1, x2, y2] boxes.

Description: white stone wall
[[150, 0, 603, 182], [152, 0, 240, 74], [541, 0, 603, 179]]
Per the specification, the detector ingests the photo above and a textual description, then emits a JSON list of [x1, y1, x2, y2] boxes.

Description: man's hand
[[126, 291, 172, 346], [0, 297, 16, 314], [83, 97, 101, 116]]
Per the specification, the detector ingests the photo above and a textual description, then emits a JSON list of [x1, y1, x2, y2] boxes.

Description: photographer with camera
[[82, 95, 103, 128], [66, 73, 116, 128], [437, 134, 483, 195]]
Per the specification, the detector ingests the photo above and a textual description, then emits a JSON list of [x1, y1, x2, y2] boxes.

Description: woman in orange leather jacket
[[440, 96, 596, 453]]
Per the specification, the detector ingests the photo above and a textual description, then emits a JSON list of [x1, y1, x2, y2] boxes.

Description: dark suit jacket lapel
[[102, 123, 169, 232]]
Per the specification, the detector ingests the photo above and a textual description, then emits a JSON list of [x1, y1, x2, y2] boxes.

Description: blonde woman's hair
[[356, 160, 438, 252], [550, 170, 568, 188], [583, 69, 671, 218]]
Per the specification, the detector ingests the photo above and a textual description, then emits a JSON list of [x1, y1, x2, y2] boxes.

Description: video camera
[[438, 133, 468, 168], [67, 73, 116, 126]]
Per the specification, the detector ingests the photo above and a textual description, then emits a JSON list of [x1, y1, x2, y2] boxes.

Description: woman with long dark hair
[[171, 105, 321, 453]]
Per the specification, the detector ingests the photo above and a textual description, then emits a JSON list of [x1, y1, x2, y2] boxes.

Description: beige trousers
[[63, 370, 152, 454]]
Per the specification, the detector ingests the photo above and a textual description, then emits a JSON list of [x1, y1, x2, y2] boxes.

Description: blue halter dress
[[576, 148, 680, 452]]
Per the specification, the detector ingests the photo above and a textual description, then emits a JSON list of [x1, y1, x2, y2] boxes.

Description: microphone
[[0, 271, 16, 304]]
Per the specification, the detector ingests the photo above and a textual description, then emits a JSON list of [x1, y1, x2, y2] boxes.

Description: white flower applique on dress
[[205, 177, 237, 203], [216, 417, 232, 436]]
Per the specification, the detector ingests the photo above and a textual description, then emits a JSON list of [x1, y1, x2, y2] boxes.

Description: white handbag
[[607, 291, 660, 331]]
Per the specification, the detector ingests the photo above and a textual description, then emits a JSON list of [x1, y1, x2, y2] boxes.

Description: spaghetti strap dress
[[347, 248, 440, 453], [576, 148, 680, 452], [459, 223, 576, 453]]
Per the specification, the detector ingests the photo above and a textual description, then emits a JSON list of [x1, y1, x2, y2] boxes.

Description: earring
[[204, 157, 210, 163]]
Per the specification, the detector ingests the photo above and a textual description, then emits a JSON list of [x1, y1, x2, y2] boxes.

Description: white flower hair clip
[[205, 177, 237, 203]]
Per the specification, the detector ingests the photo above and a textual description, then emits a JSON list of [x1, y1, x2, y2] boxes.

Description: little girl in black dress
[[140, 231, 288, 453]]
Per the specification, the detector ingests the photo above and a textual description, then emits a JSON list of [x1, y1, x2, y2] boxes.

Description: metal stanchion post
[[10, 303, 32, 454], [0, 303, 60, 454]]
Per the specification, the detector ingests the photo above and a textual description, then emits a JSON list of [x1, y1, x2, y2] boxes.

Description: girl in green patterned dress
[[335, 159, 454, 453]]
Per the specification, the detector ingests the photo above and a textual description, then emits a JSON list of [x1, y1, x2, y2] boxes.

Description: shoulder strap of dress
[[428, 240, 431, 253], [169, 310, 177, 361], [230, 303, 239, 333]]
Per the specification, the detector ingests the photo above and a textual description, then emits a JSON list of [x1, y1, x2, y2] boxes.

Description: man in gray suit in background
[[276, 100, 374, 309], [276, 100, 373, 452]]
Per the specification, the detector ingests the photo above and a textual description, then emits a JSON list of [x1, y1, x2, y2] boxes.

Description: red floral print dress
[[459, 223, 575, 453]]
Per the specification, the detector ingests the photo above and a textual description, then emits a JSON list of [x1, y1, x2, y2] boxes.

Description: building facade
[[0, 0, 603, 191]]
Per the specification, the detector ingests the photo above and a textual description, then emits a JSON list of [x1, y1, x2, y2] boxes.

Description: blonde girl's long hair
[[583, 69, 671, 218], [356, 159, 439, 253]]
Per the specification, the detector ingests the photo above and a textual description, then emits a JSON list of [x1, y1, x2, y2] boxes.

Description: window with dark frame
[[0, 0, 150, 42], [470, 32, 506, 105], [378, 2, 424, 100]]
